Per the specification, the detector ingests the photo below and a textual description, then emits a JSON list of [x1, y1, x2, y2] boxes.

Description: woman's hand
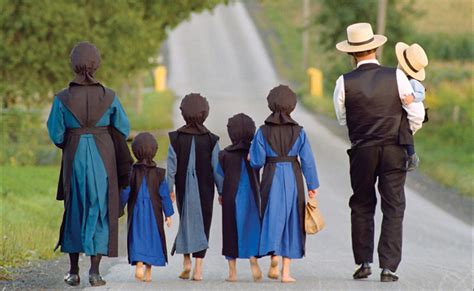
[[165, 217, 172, 228], [308, 188, 319, 199], [247, 153, 251, 161], [170, 192, 176, 203]]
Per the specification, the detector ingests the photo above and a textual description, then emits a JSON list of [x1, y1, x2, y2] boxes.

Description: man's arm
[[333, 75, 346, 126], [396, 69, 425, 133]]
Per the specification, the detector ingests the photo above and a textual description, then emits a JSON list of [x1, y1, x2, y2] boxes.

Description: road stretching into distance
[[86, 2, 472, 290]]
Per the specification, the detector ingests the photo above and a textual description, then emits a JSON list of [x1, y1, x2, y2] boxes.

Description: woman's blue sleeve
[[249, 129, 266, 169], [299, 129, 320, 190], [110, 96, 130, 137], [47, 96, 66, 147]]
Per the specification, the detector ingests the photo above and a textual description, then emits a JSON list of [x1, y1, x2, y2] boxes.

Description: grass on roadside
[[0, 166, 62, 275]]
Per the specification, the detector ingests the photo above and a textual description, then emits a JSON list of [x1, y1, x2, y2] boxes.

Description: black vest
[[344, 63, 404, 148]]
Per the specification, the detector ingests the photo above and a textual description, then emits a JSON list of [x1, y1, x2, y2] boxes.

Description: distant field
[[412, 0, 472, 34]]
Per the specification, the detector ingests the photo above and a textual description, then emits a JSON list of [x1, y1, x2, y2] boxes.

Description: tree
[[0, 0, 226, 108]]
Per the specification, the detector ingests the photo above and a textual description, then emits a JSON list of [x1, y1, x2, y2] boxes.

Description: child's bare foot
[[144, 265, 152, 282], [281, 276, 296, 283], [226, 259, 237, 282], [268, 256, 279, 280], [250, 257, 262, 282], [192, 258, 203, 281], [179, 255, 191, 280], [135, 262, 144, 281]]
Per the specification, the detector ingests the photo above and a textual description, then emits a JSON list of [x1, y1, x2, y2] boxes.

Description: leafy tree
[[0, 0, 226, 108]]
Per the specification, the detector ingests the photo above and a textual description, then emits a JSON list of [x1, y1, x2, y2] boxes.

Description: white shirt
[[333, 59, 425, 134]]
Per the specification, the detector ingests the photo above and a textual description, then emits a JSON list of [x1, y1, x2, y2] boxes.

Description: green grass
[[253, 1, 473, 197], [122, 89, 175, 161], [0, 166, 62, 274]]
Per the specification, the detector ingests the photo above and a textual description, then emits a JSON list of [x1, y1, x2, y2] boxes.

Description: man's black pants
[[348, 144, 407, 272]]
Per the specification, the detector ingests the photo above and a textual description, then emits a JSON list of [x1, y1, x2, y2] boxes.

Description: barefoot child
[[120, 132, 174, 282], [395, 42, 429, 171], [250, 85, 320, 283], [167, 93, 223, 281], [217, 113, 262, 282]]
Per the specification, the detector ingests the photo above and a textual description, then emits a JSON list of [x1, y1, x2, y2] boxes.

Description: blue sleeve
[[110, 96, 130, 137], [212, 143, 224, 194], [249, 128, 266, 169], [298, 129, 320, 190], [166, 145, 177, 193], [159, 180, 174, 217], [47, 96, 66, 147], [120, 186, 131, 209], [410, 80, 426, 103]]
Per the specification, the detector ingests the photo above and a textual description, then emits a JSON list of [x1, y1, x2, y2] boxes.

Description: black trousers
[[348, 144, 407, 272]]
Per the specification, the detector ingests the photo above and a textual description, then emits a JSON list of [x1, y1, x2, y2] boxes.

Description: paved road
[[88, 2, 473, 290]]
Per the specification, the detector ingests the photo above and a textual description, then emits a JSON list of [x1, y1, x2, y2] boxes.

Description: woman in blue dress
[[120, 132, 174, 282], [47, 42, 130, 287], [217, 113, 262, 282], [249, 85, 320, 283]]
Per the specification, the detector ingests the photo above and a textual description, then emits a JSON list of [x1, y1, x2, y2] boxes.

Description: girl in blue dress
[[120, 132, 174, 282], [249, 85, 320, 283], [217, 113, 262, 282]]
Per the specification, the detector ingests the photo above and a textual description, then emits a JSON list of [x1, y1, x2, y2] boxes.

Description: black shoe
[[406, 153, 420, 171], [353, 262, 371, 279], [89, 273, 106, 287], [64, 273, 80, 286], [380, 268, 399, 282]]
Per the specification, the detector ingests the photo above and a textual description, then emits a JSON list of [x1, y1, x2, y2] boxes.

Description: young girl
[[250, 85, 320, 283], [395, 42, 429, 171], [217, 113, 262, 282], [167, 93, 223, 281], [120, 132, 174, 282]]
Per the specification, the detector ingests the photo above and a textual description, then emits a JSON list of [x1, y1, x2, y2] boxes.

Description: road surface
[[86, 2, 473, 290]]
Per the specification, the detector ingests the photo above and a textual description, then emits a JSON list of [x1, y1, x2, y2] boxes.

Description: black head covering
[[264, 85, 298, 125], [177, 93, 210, 135], [70, 41, 101, 85], [131, 132, 158, 167], [225, 113, 256, 151]]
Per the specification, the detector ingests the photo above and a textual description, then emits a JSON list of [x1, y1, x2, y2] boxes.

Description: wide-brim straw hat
[[336, 23, 387, 53], [395, 42, 428, 81]]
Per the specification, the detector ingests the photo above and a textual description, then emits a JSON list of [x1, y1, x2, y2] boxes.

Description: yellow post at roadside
[[306, 67, 323, 98], [154, 66, 167, 92]]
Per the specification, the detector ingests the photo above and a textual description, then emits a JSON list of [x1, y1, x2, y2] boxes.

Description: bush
[[0, 108, 61, 166], [408, 33, 474, 61]]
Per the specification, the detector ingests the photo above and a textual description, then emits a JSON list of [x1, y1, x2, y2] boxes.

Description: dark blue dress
[[120, 177, 174, 266]]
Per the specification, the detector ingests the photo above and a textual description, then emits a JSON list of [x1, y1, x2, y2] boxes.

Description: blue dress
[[250, 128, 319, 259], [47, 96, 129, 256], [120, 178, 174, 266], [218, 159, 261, 259]]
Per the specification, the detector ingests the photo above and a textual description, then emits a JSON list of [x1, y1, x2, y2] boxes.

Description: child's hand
[[170, 192, 176, 203], [218, 195, 223, 205], [247, 154, 250, 161], [308, 188, 319, 199], [166, 217, 172, 228], [401, 94, 414, 106]]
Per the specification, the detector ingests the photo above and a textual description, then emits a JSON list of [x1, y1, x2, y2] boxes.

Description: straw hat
[[336, 23, 387, 53], [395, 42, 428, 81]]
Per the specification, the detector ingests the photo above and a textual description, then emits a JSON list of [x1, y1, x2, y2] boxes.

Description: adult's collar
[[356, 59, 380, 68]]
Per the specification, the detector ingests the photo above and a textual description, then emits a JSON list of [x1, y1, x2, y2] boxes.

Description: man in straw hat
[[333, 23, 425, 282]]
